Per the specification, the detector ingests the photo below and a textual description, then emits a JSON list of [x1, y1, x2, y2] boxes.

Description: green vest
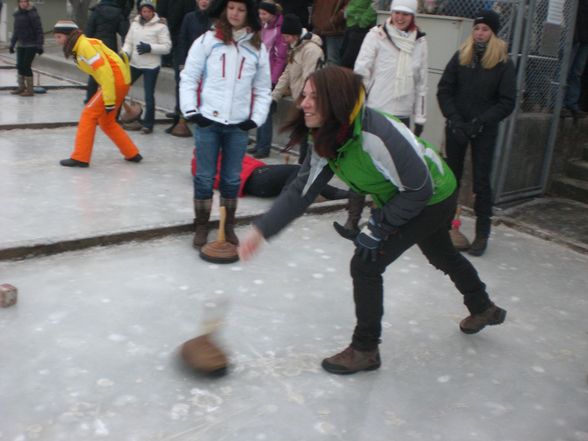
[[328, 113, 457, 208]]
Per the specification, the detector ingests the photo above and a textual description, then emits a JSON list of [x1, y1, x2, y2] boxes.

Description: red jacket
[[191, 154, 267, 197]]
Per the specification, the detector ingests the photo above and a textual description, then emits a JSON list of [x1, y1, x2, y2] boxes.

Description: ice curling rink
[[1, 212, 587, 441]]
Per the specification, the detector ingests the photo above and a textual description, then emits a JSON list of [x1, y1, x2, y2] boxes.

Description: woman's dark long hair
[[217, 9, 261, 49], [282, 66, 364, 159]]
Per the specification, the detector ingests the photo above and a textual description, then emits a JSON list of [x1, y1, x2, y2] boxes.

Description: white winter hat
[[390, 0, 417, 14]]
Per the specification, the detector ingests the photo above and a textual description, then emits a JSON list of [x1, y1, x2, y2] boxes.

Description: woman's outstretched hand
[[238, 226, 264, 261]]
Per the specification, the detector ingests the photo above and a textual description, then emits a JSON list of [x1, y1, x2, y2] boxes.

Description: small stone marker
[[0, 284, 18, 308]]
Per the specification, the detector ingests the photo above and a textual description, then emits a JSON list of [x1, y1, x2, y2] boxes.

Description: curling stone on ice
[[199, 206, 239, 264], [181, 302, 229, 376], [0, 284, 18, 308]]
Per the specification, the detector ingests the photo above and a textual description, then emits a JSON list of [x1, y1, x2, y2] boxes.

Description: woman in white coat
[[334, 0, 429, 240], [122, 0, 171, 133], [180, 0, 271, 250]]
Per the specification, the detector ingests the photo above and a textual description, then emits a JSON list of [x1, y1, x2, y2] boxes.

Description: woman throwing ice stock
[[239, 66, 506, 375]]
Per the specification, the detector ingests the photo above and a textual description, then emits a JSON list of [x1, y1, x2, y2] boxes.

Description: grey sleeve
[[252, 151, 335, 239], [364, 110, 433, 228]]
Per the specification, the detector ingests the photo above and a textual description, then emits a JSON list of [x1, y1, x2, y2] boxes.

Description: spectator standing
[[562, 0, 588, 117], [239, 66, 507, 374], [437, 10, 516, 256], [180, 0, 272, 249], [247, 1, 288, 158], [339, 0, 377, 68], [122, 0, 172, 134], [311, 0, 349, 65], [334, 0, 427, 240], [53, 20, 142, 168], [156, 0, 195, 67], [167, 0, 211, 136], [85, 0, 130, 102], [271, 14, 324, 164], [9, 0, 44, 97]]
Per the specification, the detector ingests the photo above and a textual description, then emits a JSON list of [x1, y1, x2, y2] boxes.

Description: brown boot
[[171, 118, 192, 137], [333, 191, 366, 240], [193, 198, 212, 249], [220, 197, 239, 245], [20, 76, 34, 97], [321, 345, 381, 375], [460, 303, 507, 334], [11, 75, 25, 95]]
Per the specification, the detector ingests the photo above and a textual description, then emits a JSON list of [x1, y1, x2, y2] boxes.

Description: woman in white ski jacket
[[180, 0, 271, 250], [335, 0, 428, 240], [122, 0, 171, 133], [354, 0, 427, 134]]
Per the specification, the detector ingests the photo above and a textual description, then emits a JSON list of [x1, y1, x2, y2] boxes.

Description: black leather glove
[[136, 41, 151, 55], [414, 123, 424, 137], [9, 46, 15, 54], [354, 221, 384, 262], [447, 117, 469, 146], [464, 118, 484, 139], [237, 119, 257, 131], [105, 104, 116, 113], [185, 110, 214, 127], [36, 47, 44, 55]]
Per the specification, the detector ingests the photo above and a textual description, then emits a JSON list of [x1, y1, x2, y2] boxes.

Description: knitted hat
[[53, 20, 79, 34], [280, 13, 302, 36], [258, 2, 277, 15], [473, 9, 500, 34], [139, 0, 156, 10], [390, 0, 417, 14], [207, 0, 261, 31]]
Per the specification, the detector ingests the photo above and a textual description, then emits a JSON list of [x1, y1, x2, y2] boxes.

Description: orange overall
[[70, 36, 140, 163]]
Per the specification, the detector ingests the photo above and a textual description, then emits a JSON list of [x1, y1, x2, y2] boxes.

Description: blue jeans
[[564, 42, 588, 111], [254, 111, 273, 155], [193, 122, 249, 199], [130, 66, 160, 129]]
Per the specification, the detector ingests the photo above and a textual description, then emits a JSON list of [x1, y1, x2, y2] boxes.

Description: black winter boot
[[193, 199, 212, 249], [220, 197, 239, 246], [333, 191, 366, 240]]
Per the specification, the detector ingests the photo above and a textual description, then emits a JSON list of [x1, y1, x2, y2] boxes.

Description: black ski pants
[[349, 191, 492, 351]]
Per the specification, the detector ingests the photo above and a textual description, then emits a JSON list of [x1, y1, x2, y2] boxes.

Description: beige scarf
[[385, 21, 417, 99]]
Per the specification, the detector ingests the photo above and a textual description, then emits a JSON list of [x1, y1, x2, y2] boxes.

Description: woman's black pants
[[349, 191, 492, 351]]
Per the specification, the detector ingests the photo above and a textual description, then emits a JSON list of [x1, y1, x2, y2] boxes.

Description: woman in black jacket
[[437, 10, 516, 257], [9, 0, 44, 97]]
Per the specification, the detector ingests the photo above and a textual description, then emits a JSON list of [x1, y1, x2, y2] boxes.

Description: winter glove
[[354, 222, 384, 262], [9, 46, 15, 54], [36, 47, 44, 55], [136, 41, 151, 55], [185, 110, 214, 127], [237, 119, 257, 131], [413, 123, 424, 137], [463, 118, 484, 139], [369, 208, 399, 238], [447, 117, 469, 146], [105, 104, 116, 113]]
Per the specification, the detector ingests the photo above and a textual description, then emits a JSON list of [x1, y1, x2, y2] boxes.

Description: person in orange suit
[[53, 20, 143, 167]]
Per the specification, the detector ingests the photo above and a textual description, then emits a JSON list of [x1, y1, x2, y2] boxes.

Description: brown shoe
[[123, 120, 143, 131], [460, 303, 507, 334], [321, 345, 381, 375]]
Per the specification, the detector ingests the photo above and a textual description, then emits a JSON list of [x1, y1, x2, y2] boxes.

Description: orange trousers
[[71, 82, 140, 163]]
